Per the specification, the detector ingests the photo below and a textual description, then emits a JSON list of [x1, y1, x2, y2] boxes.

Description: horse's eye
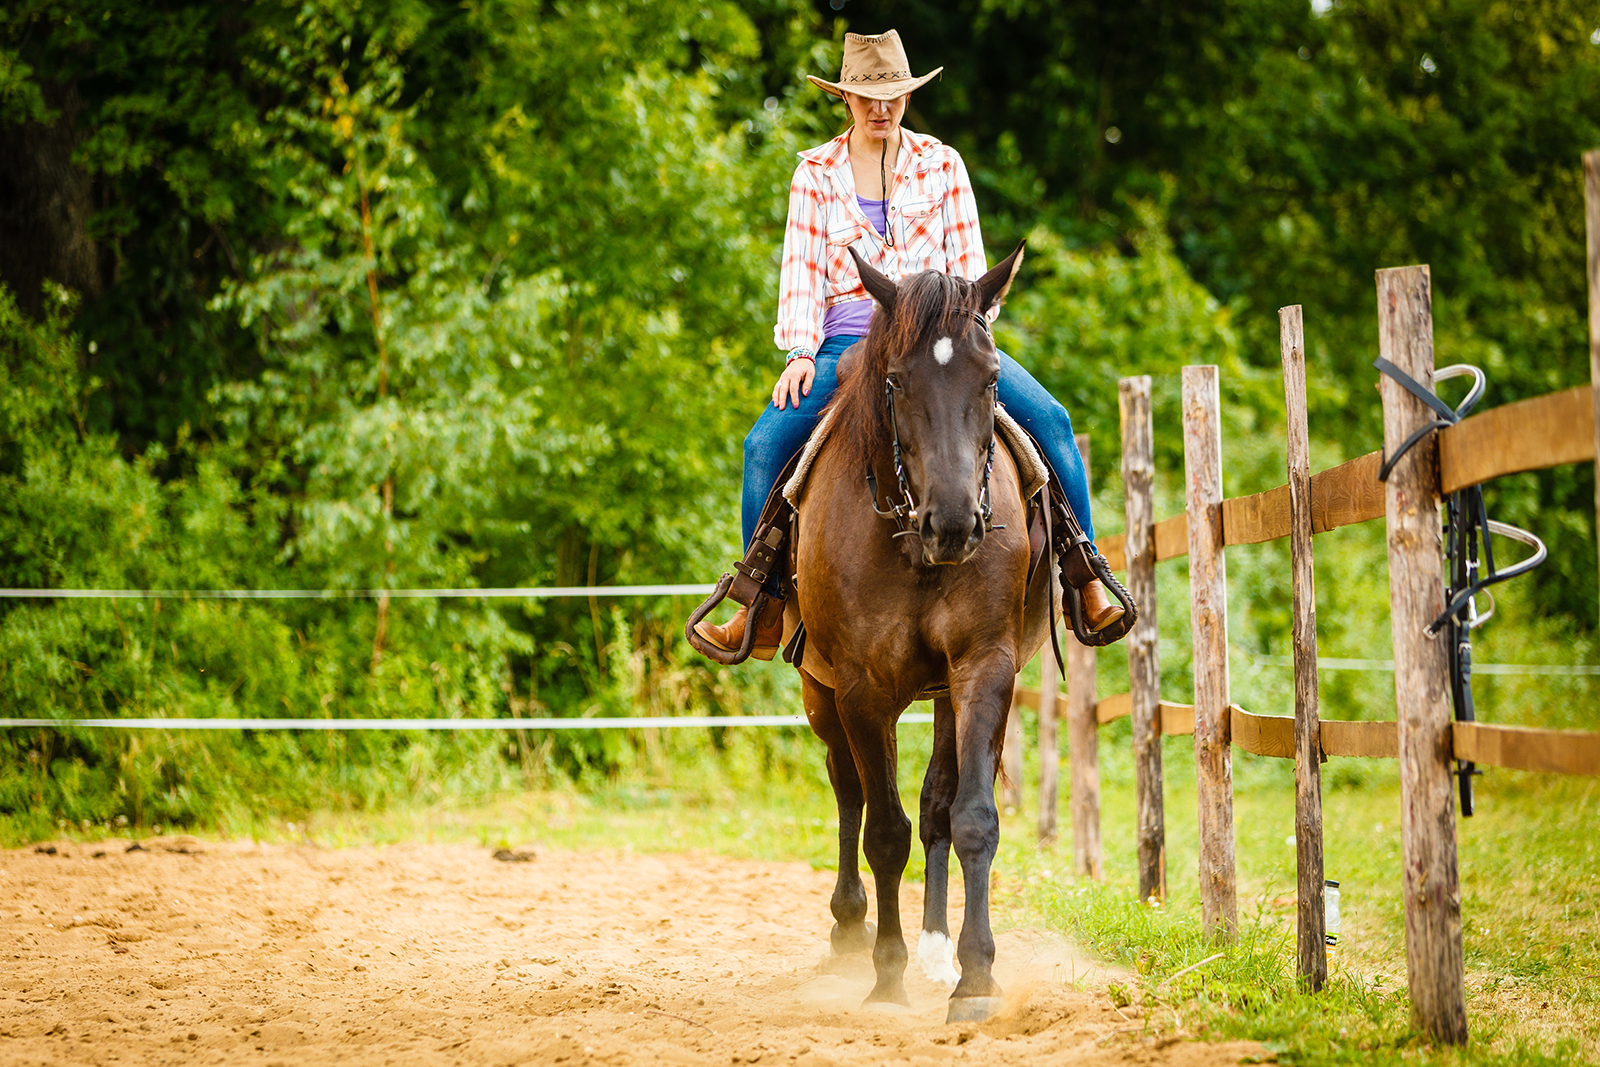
[[887, 374, 902, 390]]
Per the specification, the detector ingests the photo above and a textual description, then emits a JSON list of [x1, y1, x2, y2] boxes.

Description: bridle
[[867, 310, 1004, 538]]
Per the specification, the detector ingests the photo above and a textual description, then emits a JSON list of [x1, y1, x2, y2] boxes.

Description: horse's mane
[[826, 271, 985, 474]]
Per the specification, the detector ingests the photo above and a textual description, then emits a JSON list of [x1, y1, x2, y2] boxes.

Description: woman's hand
[[772, 359, 815, 410]]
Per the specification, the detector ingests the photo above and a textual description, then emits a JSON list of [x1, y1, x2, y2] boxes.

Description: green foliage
[[0, 0, 834, 828], [999, 199, 1283, 499], [3, 0, 1600, 834], [888, 0, 1600, 616]]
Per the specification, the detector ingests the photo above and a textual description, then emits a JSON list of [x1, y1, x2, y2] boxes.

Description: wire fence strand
[[0, 584, 718, 600], [0, 713, 937, 731]]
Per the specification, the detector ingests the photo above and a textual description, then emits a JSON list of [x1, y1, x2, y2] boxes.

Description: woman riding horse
[[695, 29, 1122, 659]]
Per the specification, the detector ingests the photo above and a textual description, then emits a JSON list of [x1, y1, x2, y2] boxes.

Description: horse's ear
[[849, 248, 897, 317], [976, 241, 1026, 314]]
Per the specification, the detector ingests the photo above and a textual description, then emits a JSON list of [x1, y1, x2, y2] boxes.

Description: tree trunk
[[0, 82, 102, 317]]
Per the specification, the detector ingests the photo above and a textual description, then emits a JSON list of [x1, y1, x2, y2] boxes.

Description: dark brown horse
[[794, 244, 1058, 1023]]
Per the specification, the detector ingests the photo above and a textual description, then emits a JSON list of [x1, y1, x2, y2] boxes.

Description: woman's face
[[844, 91, 908, 142]]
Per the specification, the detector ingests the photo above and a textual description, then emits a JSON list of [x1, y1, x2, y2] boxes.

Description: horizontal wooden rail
[[1223, 452, 1386, 546], [1014, 687, 1191, 733], [1230, 707, 1295, 759], [1098, 452, 1382, 570], [1440, 385, 1595, 494], [1452, 721, 1600, 776], [1098, 384, 1600, 571], [1101, 535, 1125, 572], [1321, 719, 1398, 758], [1015, 689, 1600, 773], [1101, 516, 1185, 572]]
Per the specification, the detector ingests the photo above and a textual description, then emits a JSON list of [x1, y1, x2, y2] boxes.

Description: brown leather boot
[[693, 597, 785, 661], [1080, 579, 1125, 633]]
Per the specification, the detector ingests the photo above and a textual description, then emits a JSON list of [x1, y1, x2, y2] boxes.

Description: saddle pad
[[782, 407, 840, 505], [995, 407, 1051, 501], [782, 403, 1049, 506]]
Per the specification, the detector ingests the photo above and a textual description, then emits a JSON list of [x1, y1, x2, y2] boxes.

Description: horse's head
[[848, 243, 1025, 566]]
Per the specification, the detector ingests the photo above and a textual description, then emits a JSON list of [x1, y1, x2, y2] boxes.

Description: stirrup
[[1064, 546, 1137, 647], [686, 511, 789, 666], [1051, 489, 1138, 648], [687, 578, 775, 666], [686, 448, 805, 666]]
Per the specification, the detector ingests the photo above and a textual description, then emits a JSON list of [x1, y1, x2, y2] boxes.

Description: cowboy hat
[[807, 30, 942, 101]]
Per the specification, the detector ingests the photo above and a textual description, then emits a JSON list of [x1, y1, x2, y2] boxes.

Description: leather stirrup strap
[[1042, 485, 1068, 673], [685, 446, 808, 666]]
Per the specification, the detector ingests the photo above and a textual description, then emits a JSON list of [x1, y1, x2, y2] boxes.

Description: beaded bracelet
[[785, 348, 816, 365]]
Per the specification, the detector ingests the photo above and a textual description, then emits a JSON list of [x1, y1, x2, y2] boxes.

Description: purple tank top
[[821, 196, 888, 340]]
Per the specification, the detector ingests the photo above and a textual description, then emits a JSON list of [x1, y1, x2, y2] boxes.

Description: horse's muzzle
[[919, 506, 986, 566]]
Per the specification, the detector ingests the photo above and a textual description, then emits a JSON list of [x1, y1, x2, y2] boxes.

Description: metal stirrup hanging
[[1374, 356, 1547, 816]]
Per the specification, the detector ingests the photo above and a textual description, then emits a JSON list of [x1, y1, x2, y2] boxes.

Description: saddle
[[685, 344, 1135, 671]]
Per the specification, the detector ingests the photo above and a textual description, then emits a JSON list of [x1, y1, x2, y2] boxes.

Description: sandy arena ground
[[0, 836, 1263, 1066]]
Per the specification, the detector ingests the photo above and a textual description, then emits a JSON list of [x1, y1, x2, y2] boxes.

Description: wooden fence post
[[1183, 365, 1236, 941], [1066, 434, 1102, 877], [1119, 376, 1165, 902], [1586, 150, 1600, 612], [1037, 637, 1059, 845], [1281, 306, 1328, 991], [1376, 265, 1468, 1044], [1002, 684, 1024, 811]]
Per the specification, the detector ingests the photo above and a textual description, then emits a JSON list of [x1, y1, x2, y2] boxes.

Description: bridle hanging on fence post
[[1375, 357, 1548, 815]]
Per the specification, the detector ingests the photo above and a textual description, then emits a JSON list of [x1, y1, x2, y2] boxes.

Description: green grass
[[1004, 735, 1598, 1067]]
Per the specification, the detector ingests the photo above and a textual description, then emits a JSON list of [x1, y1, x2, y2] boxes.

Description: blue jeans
[[740, 334, 1095, 550]]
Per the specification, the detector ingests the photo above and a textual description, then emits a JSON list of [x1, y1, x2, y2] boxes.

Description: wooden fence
[[1010, 148, 1600, 1042]]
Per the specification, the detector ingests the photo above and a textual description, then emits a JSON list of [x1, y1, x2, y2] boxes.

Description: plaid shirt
[[774, 128, 990, 356]]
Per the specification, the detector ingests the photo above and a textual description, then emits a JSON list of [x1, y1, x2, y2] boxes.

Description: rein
[[867, 310, 1004, 538]]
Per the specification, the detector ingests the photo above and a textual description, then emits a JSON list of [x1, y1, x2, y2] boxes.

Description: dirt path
[[1, 837, 1261, 1066]]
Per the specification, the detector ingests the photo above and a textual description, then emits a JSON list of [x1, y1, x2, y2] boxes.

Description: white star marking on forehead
[[933, 337, 953, 366]]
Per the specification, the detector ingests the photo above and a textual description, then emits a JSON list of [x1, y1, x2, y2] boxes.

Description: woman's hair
[[825, 270, 982, 474]]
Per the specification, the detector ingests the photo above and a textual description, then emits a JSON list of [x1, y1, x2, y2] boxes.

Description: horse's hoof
[[861, 997, 912, 1014], [830, 920, 876, 956], [862, 982, 910, 1010], [945, 996, 1004, 1024]]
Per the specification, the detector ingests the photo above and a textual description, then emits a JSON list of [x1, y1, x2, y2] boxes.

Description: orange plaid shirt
[[773, 127, 991, 356]]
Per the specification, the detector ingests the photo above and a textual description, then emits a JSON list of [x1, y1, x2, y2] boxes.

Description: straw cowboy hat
[[807, 30, 943, 100]]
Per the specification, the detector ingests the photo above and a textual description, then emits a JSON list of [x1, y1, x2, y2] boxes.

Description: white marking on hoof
[[918, 930, 960, 987], [933, 337, 953, 365]]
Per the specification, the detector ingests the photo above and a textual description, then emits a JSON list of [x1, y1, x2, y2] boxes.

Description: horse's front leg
[[945, 653, 1018, 1023], [801, 673, 874, 954], [917, 694, 960, 987], [836, 682, 913, 1007]]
